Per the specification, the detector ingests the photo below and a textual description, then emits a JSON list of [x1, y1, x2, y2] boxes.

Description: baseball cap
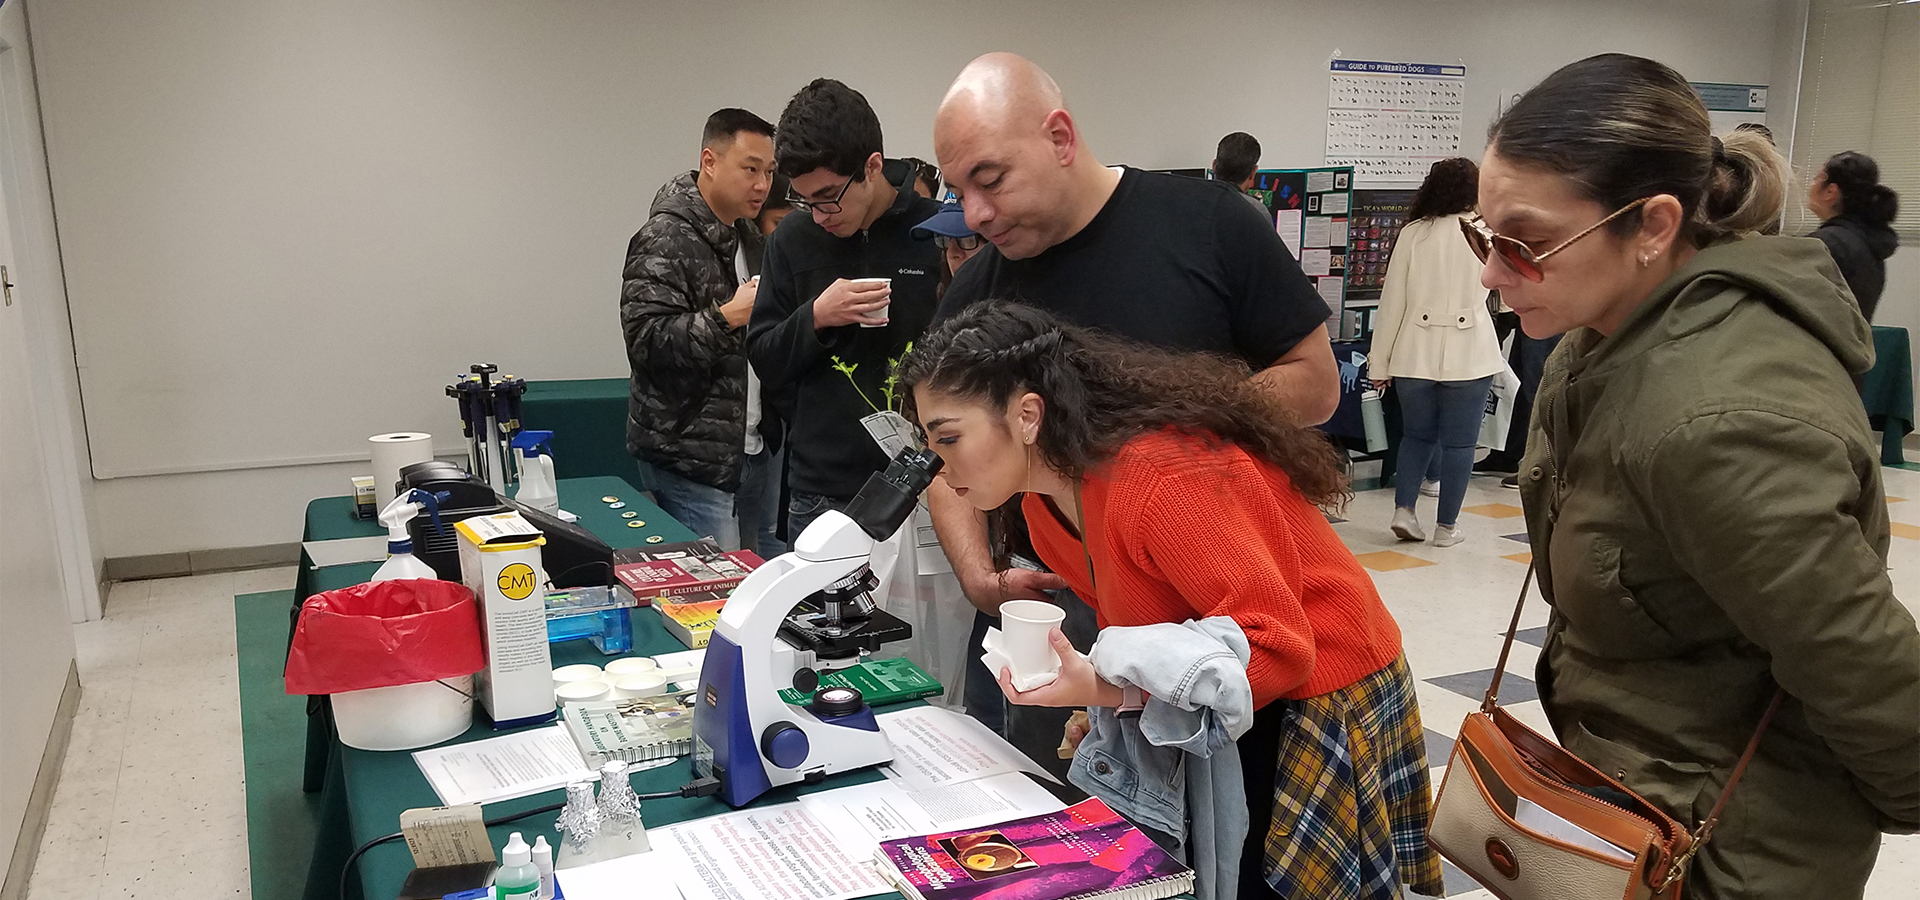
[[911, 200, 974, 240]]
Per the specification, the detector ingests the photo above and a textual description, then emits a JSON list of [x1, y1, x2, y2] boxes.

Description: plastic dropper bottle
[[530, 835, 555, 899], [495, 832, 541, 899]]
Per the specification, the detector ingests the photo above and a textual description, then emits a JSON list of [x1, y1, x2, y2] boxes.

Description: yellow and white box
[[455, 511, 556, 728]]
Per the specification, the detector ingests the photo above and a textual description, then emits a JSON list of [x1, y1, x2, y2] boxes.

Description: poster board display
[[1250, 166, 1354, 320], [1341, 189, 1416, 339]]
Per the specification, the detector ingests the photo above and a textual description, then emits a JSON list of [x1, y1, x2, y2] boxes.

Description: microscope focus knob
[[792, 668, 820, 695], [760, 721, 810, 769]]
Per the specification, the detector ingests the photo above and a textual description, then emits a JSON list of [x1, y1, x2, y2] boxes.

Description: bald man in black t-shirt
[[926, 55, 1340, 827]]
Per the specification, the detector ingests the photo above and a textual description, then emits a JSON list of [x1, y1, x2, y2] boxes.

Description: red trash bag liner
[[285, 578, 486, 695]]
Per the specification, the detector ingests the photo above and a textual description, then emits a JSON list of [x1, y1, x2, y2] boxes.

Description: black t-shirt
[[936, 167, 1329, 365], [936, 167, 1329, 566]]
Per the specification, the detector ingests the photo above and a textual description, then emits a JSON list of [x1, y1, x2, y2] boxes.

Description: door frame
[[0, 0, 99, 623]]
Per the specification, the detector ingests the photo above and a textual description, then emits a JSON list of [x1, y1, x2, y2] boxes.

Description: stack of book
[[614, 539, 764, 648]]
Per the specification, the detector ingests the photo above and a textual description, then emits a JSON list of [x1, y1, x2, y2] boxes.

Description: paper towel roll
[[369, 432, 433, 508]]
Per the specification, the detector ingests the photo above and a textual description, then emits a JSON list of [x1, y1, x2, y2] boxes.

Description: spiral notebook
[[872, 797, 1193, 900], [560, 694, 694, 766]]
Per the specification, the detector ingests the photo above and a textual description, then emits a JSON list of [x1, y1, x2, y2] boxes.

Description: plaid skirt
[[1257, 654, 1444, 899]]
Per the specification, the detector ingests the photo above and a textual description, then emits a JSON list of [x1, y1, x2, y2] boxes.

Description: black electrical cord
[[340, 776, 720, 900]]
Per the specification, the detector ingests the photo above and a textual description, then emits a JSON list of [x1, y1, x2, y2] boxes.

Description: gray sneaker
[[1433, 524, 1464, 548], [1420, 479, 1440, 498], [1390, 507, 1426, 542]]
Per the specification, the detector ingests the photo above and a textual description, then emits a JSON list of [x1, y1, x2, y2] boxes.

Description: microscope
[[693, 448, 943, 808]]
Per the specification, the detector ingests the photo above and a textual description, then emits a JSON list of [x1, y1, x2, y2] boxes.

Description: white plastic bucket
[[332, 675, 474, 751]]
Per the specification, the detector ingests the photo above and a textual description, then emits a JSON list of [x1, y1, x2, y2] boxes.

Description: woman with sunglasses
[[1483, 54, 1919, 898], [1367, 157, 1506, 547]]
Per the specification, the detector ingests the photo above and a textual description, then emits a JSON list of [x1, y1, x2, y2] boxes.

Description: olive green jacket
[[1517, 236, 1920, 899]]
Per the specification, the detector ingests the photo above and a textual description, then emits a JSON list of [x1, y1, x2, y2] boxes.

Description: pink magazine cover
[[876, 797, 1191, 899]]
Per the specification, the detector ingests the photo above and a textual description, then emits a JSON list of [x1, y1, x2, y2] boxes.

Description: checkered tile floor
[[1338, 468, 1920, 898]]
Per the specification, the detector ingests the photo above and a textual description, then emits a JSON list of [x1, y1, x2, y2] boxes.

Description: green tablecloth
[[292, 476, 926, 900], [522, 377, 633, 482], [1865, 325, 1913, 466], [297, 478, 695, 785], [321, 624, 917, 900]]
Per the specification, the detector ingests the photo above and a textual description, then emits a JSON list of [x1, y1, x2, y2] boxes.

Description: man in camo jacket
[[620, 108, 782, 556]]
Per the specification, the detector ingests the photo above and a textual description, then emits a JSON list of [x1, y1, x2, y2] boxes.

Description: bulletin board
[[1251, 166, 1354, 320]]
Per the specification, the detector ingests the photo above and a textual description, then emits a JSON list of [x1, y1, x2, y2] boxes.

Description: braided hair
[[897, 301, 1350, 510]]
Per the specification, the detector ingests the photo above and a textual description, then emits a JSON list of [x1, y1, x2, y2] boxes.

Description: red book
[[873, 797, 1194, 900], [612, 539, 763, 605]]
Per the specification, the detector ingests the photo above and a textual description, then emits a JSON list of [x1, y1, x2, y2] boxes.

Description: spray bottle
[[494, 832, 541, 899], [511, 430, 559, 515], [371, 488, 450, 582]]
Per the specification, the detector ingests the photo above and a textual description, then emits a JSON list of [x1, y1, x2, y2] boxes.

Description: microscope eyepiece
[[844, 448, 944, 541]]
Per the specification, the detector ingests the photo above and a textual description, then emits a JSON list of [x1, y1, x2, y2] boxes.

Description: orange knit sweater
[[1023, 429, 1402, 707]]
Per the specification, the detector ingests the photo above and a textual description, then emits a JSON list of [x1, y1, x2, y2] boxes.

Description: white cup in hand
[[999, 599, 1066, 680], [851, 277, 891, 327]]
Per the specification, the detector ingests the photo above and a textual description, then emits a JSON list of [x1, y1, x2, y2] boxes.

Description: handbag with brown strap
[[1426, 566, 1784, 900]]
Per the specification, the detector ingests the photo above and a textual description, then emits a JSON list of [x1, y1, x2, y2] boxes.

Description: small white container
[[999, 599, 1067, 680], [851, 277, 890, 327], [612, 673, 667, 699], [332, 675, 474, 751], [603, 657, 657, 677], [556, 680, 612, 705], [552, 664, 604, 687]]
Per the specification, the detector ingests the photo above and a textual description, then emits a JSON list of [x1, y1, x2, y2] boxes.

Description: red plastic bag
[[285, 578, 486, 695]]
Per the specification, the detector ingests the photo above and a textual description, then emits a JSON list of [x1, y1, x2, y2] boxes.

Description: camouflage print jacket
[[620, 171, 763, 492]]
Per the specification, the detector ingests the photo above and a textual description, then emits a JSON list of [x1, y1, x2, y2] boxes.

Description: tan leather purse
[[1426, 568, 1783, 900]]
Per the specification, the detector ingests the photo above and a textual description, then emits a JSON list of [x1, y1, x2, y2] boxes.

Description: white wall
[[29, 0, 1784, 558]]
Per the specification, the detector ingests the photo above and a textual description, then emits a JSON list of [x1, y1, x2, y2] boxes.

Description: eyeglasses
[[1460, 197, 1651, 282], [787, 174, 855, 214], [934, 234, 984, 251]]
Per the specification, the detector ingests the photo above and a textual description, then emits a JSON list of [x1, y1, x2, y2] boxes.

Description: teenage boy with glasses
[[747, 78, 944, 544]]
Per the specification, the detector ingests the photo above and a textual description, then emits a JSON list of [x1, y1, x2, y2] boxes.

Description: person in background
[[1731, 124, 1783, 234], [1808, 151, 1900, 321], [912, 197, 987, 291], [747, 79, 944, 543], [929, 49, 1340, 814], [907, 197, 999, 732], [756, 173, 795, 236], [905, 157, 942, 199], [621, 108, 775, 551], [735, 172, 797, 558], [1487, 54, 1917, 897], [902, 302, 1443, 900], [1368, 158, 1504, 547], [1213, 131, 1269, 219]]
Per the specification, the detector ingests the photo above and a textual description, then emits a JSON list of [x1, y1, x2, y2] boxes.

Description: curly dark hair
[[898, 301, 1350, 510], [775, 78, 883, 181], [1405, 157, 1478, 222]]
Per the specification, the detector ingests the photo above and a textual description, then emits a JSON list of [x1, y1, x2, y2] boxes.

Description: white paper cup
[[612, 673, 668, 699], [852, 277, 890, 327], [999, 600, 1066, 679], [604, 657, 658, 677], [556, 680, 612, 704], [552, 664, 605, 687]]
